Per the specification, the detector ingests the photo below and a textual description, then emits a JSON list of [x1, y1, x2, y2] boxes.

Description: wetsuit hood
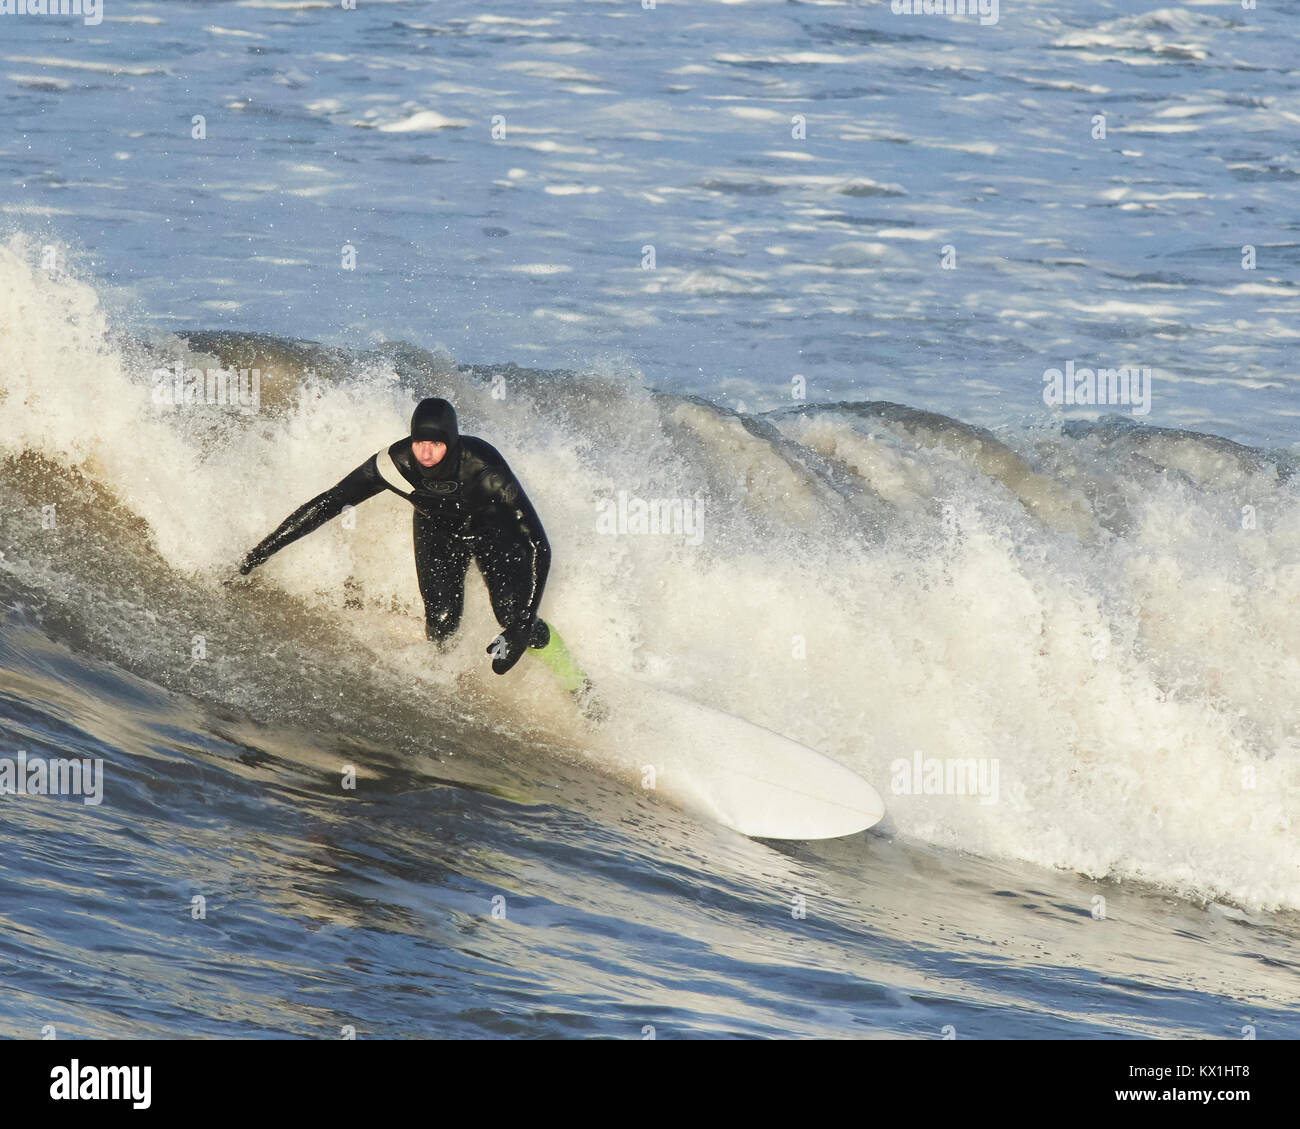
[[409, 398, 461, 478], [410, 398, 459, 450]]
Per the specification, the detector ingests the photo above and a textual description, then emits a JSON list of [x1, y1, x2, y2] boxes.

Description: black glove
[[486, 619, 535, 675], [238, 547, 268, 575]]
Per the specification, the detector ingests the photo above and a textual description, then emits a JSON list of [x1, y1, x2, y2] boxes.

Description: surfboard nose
[[602, 676, 886, 841]]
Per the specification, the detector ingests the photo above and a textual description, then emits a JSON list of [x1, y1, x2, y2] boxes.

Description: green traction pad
[[528, 623, 588, 694]]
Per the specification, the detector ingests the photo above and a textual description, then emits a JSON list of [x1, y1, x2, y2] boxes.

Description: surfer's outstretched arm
[[239, 458, 385, 574]]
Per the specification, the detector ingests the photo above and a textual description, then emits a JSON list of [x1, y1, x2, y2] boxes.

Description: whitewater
[[1, 0, 1298, 1037]]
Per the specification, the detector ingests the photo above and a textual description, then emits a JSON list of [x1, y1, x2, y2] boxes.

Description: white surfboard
[[599, 678, 885, 840]]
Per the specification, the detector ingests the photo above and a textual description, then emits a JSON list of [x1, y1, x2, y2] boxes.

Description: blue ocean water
[[2, 0, 1299, 1038]]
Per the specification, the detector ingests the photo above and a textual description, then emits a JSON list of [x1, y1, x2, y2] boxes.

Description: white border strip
[[375, 448, 413, 497]]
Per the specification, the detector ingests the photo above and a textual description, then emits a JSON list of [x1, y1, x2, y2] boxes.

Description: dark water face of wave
[[2, 319, 1299, 1037], [3, 606, 1299, 1040]]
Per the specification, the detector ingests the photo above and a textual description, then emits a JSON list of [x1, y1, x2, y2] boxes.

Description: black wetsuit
[[239, 398, 551, 674]]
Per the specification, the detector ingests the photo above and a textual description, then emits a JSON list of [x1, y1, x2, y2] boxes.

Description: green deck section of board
[[529, 623, 587, 693]]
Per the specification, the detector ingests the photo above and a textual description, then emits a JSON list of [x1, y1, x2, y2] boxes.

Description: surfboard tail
[[529, 623, 608, 721], [529, 622, 588, 693]]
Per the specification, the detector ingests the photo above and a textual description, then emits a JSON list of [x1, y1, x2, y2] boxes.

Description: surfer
[[236, 397, 552, 676]]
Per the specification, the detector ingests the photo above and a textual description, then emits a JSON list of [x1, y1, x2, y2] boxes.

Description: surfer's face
[[412, 440, 447, 467]]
